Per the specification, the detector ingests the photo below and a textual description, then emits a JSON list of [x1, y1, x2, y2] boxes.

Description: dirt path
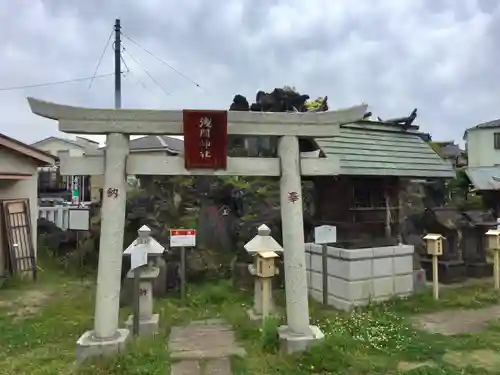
[[168, 318, 246, 375], [401, 304, 500, 372], [411, 304, 500, 335]]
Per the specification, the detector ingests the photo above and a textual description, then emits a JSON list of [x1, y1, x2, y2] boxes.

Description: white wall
[[34, 139, 85, 157], [467, 128, 500, 167], [0, 147, 39, 175]]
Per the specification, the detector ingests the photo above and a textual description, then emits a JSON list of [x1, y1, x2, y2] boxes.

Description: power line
[[125, 69, 159, 99], [120, 54, 131, 73], [121, 53, 158, 99], [0, 72, 118, 92], [89, 27, 114, 89], [122, 44, 171, 97], [120, 31, 205, 91]]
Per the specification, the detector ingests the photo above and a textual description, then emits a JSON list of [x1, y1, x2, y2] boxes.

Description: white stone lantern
[[122, 225, 165, 335], [244, 224, 283, 321]]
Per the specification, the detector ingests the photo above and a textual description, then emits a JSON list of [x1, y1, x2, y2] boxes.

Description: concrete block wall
[[305, 243, 414, 311]]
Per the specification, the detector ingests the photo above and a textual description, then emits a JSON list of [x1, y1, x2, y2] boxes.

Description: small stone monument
[[244, 224, 283, 321], [123, 225, 165, 335]]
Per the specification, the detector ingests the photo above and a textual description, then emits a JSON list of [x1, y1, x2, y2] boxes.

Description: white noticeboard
[[170, 229, 196, 248], [68, 208, 90, 231], [130, 245, 148, 271], [314, 225, 337, 245]]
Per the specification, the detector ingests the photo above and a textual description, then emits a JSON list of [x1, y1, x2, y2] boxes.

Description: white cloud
[[0, 0, 498, 146]]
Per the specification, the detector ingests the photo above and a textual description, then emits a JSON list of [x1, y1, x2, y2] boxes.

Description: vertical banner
[[183, 110, 228, 169]]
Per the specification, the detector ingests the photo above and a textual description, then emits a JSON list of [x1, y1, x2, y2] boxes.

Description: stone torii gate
[[28, 97, 367, 358]]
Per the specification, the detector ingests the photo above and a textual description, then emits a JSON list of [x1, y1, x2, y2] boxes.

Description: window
[[494, 133, 500, 149]]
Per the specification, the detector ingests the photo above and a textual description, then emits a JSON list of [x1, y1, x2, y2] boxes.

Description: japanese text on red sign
[[199, 116, 213, 161], [183, 109, 228, 169]]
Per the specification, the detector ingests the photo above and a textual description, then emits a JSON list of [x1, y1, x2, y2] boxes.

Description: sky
[[0, 0, 499, 146]]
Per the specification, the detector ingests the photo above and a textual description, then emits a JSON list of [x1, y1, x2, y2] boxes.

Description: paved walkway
[[168, 318, 246, 375]]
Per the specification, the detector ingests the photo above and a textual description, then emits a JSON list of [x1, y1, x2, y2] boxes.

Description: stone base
[[76, 328, 130, 363], [246, 308, 279, 321], [247, 309, 261, 321], [465, 262, 493, 278], [125, 314, 160, 336], [421, 259, 467, 284], [413, 269, 427, 294], [277, 325, 324, 354]]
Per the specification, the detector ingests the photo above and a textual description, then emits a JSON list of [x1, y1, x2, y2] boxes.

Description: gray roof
[[468, 119, 500, 130], [463, 119, 500, 139], [32, 136, 97, 149], [433, 141, 462, 159], [465, 167, 500, 190], [129, 135, 183, 153], [92, 135, 184, 155], [315, 122, 455, 178]]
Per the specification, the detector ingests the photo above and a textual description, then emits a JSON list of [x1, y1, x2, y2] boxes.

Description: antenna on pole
[[114, 19, 122, 109]]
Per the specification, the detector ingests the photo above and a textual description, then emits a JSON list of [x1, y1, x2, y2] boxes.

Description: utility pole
[[114, 19, 121, 109]]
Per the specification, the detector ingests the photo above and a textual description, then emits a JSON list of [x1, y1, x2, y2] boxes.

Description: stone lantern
[[244, 224, 283, 321], [122, 225, 165, 335]]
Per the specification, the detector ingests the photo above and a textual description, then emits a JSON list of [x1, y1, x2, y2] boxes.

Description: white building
[[0, 133, 57, 279], [464, 119, 500, 190]]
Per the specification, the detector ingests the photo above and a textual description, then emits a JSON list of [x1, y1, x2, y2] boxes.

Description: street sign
[[314, 225, 337, 245], [169, 229, 196, 248]]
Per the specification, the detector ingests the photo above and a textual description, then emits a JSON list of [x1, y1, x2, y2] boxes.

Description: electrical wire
[[0, 73, 117, 92], [120, 31, 205, 91], [120, 55, 130, 73], [121, 54, 158, 99], [88, 27, 114, 89], [122, 44, 171, 97]]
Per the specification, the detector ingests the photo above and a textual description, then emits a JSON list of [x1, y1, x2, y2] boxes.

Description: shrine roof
[[315, 121, 455, 178]]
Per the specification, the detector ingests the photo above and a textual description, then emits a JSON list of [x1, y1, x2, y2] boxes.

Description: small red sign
[[170, 229, 196, 236], [183, 110, 228, 169]]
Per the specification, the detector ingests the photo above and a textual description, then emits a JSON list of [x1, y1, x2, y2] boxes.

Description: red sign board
[[183, 110, 228, 169], [169, 229, 196, 236], [169, 229, 196, 247]]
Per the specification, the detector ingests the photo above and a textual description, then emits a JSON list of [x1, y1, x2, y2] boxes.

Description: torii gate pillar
[[76, 133, 131, 361], [277, 136, 324, 352]]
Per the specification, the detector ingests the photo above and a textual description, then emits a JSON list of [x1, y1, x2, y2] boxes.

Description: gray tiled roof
[[93, 135, 184, 155], [470, 119, 500, 130], [463, 119, 500, 139], [315, 121, 455, 178], [129, 135, 183, 153]]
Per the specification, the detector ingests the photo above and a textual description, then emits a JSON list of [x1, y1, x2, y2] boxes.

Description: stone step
[[169, 358, 232, 375], [170, 360, 201, 375], [204, 358, 232, 375], [168, 319, 246, 360]]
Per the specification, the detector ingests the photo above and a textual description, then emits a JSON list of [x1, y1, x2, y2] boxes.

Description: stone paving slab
[[170, 360, 201, 375], [169, 319, 246, 360], [168, 319, 244, 375], [204, 358, 232, 375]]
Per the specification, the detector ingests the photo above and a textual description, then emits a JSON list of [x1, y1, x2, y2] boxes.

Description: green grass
[[2, 261, 500, 374]]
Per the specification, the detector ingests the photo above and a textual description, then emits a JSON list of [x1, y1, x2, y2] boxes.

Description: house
[[0, 133, 57, 280], [32, 135, 183, 202], [429, 141, 466, 169], [31, 136, 100, 202], [463, 119, 500, 213], [464, 119, 500, 168], [89, 135, 183, 201]]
